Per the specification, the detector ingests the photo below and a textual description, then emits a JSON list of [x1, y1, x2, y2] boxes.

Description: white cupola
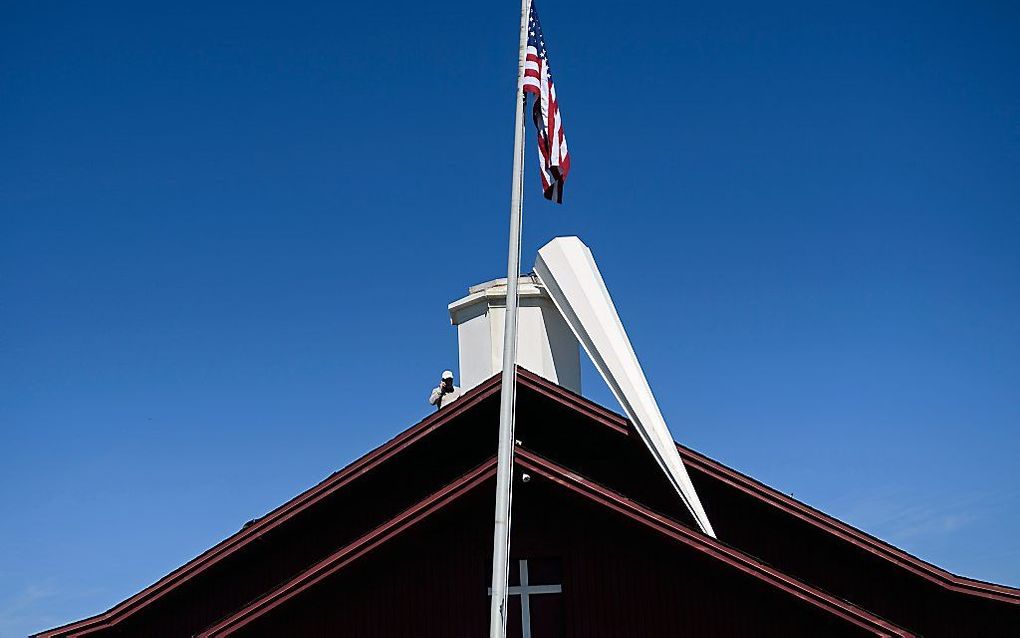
[[448, 276, 581, 393]]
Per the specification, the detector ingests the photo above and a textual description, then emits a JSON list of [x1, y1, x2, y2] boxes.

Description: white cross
[[488, 559, 562, 638]]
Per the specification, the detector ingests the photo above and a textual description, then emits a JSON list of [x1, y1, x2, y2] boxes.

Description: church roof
[[197, 451, 914, 637], [35, 369, 1020, 637], [34, 377, 504, 638], [523, 369, 1020, 603]]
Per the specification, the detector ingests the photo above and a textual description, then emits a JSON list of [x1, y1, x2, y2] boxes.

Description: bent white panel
[[534, 236, 716, 538]]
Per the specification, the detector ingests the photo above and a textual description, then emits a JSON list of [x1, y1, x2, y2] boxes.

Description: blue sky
[[2, 1, 1018, 635]]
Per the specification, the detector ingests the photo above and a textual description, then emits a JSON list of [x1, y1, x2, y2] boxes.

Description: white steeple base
[[448, 277, 581, 394]]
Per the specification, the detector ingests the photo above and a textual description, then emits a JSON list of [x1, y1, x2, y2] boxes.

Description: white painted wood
[[534, 236, 717, 538], [449, 278, 581, 393]]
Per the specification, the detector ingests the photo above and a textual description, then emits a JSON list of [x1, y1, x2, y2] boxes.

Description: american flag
[[523, 1, 570, 203]]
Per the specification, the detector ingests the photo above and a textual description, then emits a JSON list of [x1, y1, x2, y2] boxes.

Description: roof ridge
[[515, 447, 916, 637], [35, 375, 503, 638], [200, 446, 915, 638], [514, 368, 1020, 603], [198, 457, 499, 637], [678, 443, 1020, 602], [37, 370, 1019, 637]]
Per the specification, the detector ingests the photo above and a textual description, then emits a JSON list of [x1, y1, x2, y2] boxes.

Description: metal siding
[[234, 477, 879, 637], [102, 394, 503, 638], [39, 375, 1020, 637]]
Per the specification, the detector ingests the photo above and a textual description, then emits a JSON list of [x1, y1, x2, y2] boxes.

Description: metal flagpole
[[488, 0, 531, 635]]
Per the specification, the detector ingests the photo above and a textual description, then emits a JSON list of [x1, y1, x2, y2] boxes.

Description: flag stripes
[[523, 1, 570, 203]]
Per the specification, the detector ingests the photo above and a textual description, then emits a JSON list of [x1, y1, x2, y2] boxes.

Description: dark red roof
[[34, 375, 503, 638], [35, 369, 1020, 637], [526, 371, 1020, 604], [197, 450, 913, 638]]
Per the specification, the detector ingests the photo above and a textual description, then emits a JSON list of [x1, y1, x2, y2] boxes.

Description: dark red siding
[[37, 372, 1020, 638], [49, 385, 503, 638], [513, 378, 1020, 637], [235, 477, 883, 638]]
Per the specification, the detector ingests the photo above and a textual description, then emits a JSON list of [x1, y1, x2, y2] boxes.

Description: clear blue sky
[[2, 1, 1018, 635]]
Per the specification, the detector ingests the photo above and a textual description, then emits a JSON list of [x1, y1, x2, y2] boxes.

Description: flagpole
[[488, 0, 531, 635]]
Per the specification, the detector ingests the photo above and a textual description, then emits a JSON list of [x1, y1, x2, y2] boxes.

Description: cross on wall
[[488, 559, 563, 638]]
